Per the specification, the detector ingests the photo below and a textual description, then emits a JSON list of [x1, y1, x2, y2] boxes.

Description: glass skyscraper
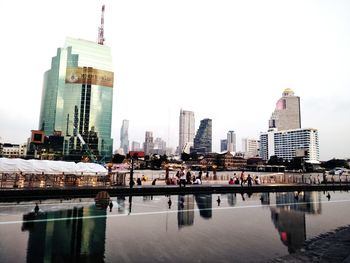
[[39, 37, 114, 160]]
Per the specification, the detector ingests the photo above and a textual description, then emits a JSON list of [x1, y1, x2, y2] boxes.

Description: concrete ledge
[[0, 183, 350, 201]]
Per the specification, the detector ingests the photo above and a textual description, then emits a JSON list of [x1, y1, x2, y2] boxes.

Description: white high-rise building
[[259, 128, 319, 162], [131, 141, 141, 151], [227, 131, 236, 152], [120, 120, 129, 155], [179, 109, 195, 154], [269, 88, 301, 131], [242, 138, 259, 158]]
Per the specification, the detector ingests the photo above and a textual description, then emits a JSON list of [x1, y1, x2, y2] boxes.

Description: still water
[[0, 191, 350, 262]]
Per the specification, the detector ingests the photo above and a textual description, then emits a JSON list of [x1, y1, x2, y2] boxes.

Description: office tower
[[143, 131, 154, 155], [153, 137, 167, 155], [269, 88, 301, 131], [131, 141, 141, 151], [120, 120, 129, 155], [242, 138, 260, 158], [193, 119, 212, 154], [220, 139, 227, 152], [259, 128, 319, 162], [227, 130, 236, 152], [178, 109, 195, 154]]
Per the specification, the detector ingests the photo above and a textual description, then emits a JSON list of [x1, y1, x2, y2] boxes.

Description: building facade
[[220, 139, 227, 152], [179, 109, 195, 154], [259, 128, 319, 162], [242, 138, 260, 158], [193, 119, 212, 154], [0, 143, 27, 158], [131, 141, 141, 151], [143, 131, 154, 156], [39, 37, 114, 160], [120, 120, 129, 155], [269, 88, 301, 131], [227, 130, 236, 152]]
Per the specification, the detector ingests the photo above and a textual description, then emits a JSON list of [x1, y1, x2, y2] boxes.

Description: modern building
[[0, 143, 27, 158], [152, 137, 167, 155], [193, 119, 212, 154], [143, 131, 154, 156], [259, 128, 319, 162], [242, 138, 260, 158], [131, 141, 141, 151], [38, 8, 114, 161], [220, 139, 227, 152], [120, 120, 129, 155], [227, 130, 236, 152], [178, 109, 195, 154], [269, 88, 301, 131]]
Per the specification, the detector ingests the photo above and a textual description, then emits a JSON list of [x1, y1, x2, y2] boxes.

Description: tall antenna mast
[[98, 5, 105, 45]]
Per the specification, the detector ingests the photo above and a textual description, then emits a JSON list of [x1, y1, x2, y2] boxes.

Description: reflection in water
[[270, 191, 322, 253], [177, 195, 194, 228], [117, 196, 125, 214], [260, 192, 270, 205], [226, 193, 237, 207], [21, 206, 107, 263], [195, 194, 212, 219]]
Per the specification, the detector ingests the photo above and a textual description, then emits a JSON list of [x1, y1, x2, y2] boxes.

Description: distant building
[[227, 131, 236, 152], [143, 131, 154, 156], [152, 137, 167, 155], [131, 141, 141, 151], [193, 119, 212, 154], [260, 128, 319, 162], [179, 109, 195, 154], [269, 88, 301, 131], [0, 143, 27, 158], [242, 138, 260, 158], [120, 120, 129, 155], [220, 139, 227, 152]]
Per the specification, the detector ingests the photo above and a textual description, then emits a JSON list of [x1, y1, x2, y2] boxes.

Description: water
[[0, 191, 350, 262]]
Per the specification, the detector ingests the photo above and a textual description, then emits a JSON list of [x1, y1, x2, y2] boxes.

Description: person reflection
[[128, 196, 133, 215], [168, 197, 172, 209], [241, 193, 245, 201], [117, 196, 125, 213], [326, 192, 331, 201], [109, 201, 113, 212], [216, 196, 221, 206]]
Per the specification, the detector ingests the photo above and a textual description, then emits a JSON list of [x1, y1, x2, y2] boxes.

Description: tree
[[112, 154, 125, 164]]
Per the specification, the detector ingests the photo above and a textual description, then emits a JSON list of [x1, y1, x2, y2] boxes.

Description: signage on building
[[65, 67, 114, 88], [31, 130, 45, 144]]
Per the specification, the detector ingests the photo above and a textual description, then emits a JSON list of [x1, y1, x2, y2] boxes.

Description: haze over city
[[0, 0, 349, 160]]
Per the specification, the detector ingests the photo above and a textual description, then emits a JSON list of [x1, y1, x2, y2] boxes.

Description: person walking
[[247, 174, 253, 187], [240, 171, 245, 187]]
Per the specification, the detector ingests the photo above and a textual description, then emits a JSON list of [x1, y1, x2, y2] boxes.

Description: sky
[[0, 0, 350, 161]]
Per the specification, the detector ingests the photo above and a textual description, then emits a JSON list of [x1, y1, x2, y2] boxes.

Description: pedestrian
[[179, 167, 186, 187], [136, 178, 142, 186], [34, 203, 39, 214], [168, 198, 172, 209], [247, 174, 253, 187], [240, 171, 245, 186], [229, 178, 234, 185], [194, 177, 202, 184], [254, 176, 261, 185], [152, 178, 157, 185]]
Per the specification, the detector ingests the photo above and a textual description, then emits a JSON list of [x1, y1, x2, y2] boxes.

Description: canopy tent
[[0, 158, 107, 176]]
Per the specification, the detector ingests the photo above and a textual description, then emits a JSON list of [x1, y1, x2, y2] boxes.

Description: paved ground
[[270, 225, 350, 263]]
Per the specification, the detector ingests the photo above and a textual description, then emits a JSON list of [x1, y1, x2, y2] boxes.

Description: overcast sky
[[0, 0, 349, 160]]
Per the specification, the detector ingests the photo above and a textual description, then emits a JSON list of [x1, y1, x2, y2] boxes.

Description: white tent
[[0, 158, 107, 176]]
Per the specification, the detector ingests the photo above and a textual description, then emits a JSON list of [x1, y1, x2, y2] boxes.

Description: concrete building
[[242, 138, 260, 158], [0, 143, 27, 158], [152, 137, 167, 155], [143, 131, 154, 156], [227, 131, 236, 152], [131, 141, 141, 151], [38, 36, 114, 161], [220, 139, 227, 152], [269, 88, 301, 131], [193, 119, 212, 154], [260, 128, 319, 162], [179, 109, 195, 154], [120, 120, 129, 155]]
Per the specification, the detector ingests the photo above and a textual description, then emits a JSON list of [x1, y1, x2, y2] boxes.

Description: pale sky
[[0, 0, 349, 160]]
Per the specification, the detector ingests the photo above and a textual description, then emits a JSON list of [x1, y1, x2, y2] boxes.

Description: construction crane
[[98, 5, 105, 45]]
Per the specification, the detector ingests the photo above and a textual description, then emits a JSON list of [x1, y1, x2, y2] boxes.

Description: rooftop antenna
[[98, 5, 105, 45]]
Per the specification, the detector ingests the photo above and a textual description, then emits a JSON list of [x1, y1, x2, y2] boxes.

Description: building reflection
[[270, 191, 322, 253], [226, 193, 237, 207], [177, 195, 194, 228], [21, 206, 107, 263], [117, 196, 126, 214], [195, 194, 212, 219]]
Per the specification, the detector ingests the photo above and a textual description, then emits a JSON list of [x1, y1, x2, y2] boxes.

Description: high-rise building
[[143, 131, 154, 155], [259, 128, 319, 162], [38, 37, 114, 160], [220, 139, 227, 152], [269, 88, 301, 131], [193, 119, 212, 154], [120, 120, 129, 155], [227, 131, 236, 152], [131, 141, 141, 151], [242, 138, 260, 158], [152, 137, 167, 155], [179, 109, 195, 154]]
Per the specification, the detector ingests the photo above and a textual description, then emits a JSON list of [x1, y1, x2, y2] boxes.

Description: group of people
[[228, 172, 261, 186], [170, 167, 203, 187]]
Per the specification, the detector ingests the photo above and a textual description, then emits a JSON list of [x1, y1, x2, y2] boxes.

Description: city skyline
[[1, 0, 350, 160]]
